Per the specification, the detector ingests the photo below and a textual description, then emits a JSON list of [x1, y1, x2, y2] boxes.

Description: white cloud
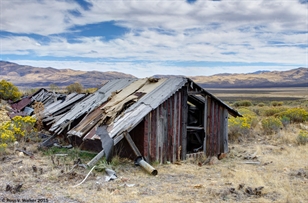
[[1, 0, 307, 76], [2, 0, 306, 34]]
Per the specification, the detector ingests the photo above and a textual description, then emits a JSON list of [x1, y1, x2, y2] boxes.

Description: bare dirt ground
[[0, 132, 307, 203]]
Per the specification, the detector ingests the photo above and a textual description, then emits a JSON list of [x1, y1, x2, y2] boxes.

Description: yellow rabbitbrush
[[0, 79, 22, 102], [228, 108, 258, 140], [0, 116, 36, 152]]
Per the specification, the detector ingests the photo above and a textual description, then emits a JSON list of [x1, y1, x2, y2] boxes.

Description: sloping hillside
[[1, 61, 307, 88], [0, 61, 136, 88], [191, 67, 308, 88]]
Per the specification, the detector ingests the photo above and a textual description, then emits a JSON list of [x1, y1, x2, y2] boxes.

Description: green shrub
[[233, 100, 252, 107], [280, 116, 291, 127], [258, 102, 265, 107], [279, 108, 308, 123], [85, 87, 98, 94], [66, 82, 83, 94], [49, 83, 60, 92], [0, 80, 22, 101], [271, 101, 283, 107], [23, 88, 39, 96], [250, 106, 263, 116], [228, 108, 258, 140], [297, 130, 308, 145], [261, 107, 288, 117], [261, 116, 283, 135]]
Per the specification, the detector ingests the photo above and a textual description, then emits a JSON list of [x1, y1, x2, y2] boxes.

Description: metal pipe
[[135, 156, 158, 176]]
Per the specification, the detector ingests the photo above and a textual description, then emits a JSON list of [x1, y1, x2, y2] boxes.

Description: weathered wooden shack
[[47, 77, 241, 165], [11, 77, 240, 166]]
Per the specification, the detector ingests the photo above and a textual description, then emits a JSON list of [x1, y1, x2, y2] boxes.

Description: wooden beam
[[187, 91, 202, 95], [124, 132, 142, 157], [203, 96, 208, 154], [187, 126, 204, 130]]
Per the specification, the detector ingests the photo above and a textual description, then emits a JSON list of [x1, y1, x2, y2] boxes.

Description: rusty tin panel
[[50, 78, 137, 133], [141, 91, 183, 163]]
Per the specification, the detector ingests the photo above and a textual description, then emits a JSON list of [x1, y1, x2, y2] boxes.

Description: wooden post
[[124, 132, 142, 157], [181, 87, 188, 160], [203, 96, 208, 155], [223, 109, 229, 153]]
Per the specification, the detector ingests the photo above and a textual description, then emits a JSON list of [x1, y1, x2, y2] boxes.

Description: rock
[[300, 123, 308, 130], [32, 165, 37, 172], [218, 153, 227, 160], [209, 156, 219, 165]]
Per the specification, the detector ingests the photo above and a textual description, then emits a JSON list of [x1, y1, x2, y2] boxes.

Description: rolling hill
[[190, 67, 308, 88], [0, 61, 136, 88], [0, 61, 307, 88]]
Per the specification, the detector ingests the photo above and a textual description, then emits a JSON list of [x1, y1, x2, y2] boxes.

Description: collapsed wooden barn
[[11, 77, 240, 166]]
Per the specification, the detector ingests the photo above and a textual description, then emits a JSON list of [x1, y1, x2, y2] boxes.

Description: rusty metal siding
[[173, 94, 178, 161], [205, 98, 229, 157], [222, 109, 229, 153], [150, 110, 157, 162], [219, 106, 224, 153], [139, 90, 183, 163], [143, 115, 149, 159], [168, 96, 173, 162], [206, 97, 214, 156], [177, 90, 182, 161], [181, 87, 188, 160]]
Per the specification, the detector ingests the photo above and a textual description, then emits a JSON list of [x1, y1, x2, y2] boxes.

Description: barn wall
[[140, 89, 186, 164], [205, 98, 229, 156], [129, 85, 230, 162]]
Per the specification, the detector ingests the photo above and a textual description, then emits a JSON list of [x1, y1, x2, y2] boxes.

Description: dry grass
[[0, 132, 307, 203], [207, 87, 308, 103], [1, 90, 307, 202]]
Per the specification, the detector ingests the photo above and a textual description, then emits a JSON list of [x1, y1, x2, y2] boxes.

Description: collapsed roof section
[[48, 78, 137, 134], [11, 77, 240, 141], [68, 77, 187, 141], [63, 77, 240, 142]]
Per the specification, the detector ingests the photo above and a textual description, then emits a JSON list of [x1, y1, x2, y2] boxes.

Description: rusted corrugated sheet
[[140, 90, 184, 163], [107, 77, 187, 139], [10, 97, 32, 111], [69, 78, 157, 139], [10, 88, 48, 111], [51, 78, 137, 134], [205, 98, 228, 157], [187, 78, 241, 117]]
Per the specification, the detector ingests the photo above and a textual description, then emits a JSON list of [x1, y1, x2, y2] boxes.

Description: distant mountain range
[[0, 61, 307, 88], [0, 61, 135, 88], [191, 67, 308, 88]]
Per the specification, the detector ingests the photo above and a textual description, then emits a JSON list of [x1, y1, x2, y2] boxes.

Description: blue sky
[[0, 0, 307, 78]]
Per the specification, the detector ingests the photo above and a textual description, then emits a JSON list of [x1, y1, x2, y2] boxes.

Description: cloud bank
[[1, 0, 307, 77]]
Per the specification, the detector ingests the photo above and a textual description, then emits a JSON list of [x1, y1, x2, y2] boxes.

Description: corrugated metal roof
[[49, 78, 137, 134], [186, 78, 242, 117], [10, 77, 239, 140], [82, 77, 241, 141], [82, 77, 188, 140]]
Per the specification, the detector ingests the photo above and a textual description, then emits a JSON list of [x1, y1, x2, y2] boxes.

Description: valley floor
[[0, 134, 307, 203]]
